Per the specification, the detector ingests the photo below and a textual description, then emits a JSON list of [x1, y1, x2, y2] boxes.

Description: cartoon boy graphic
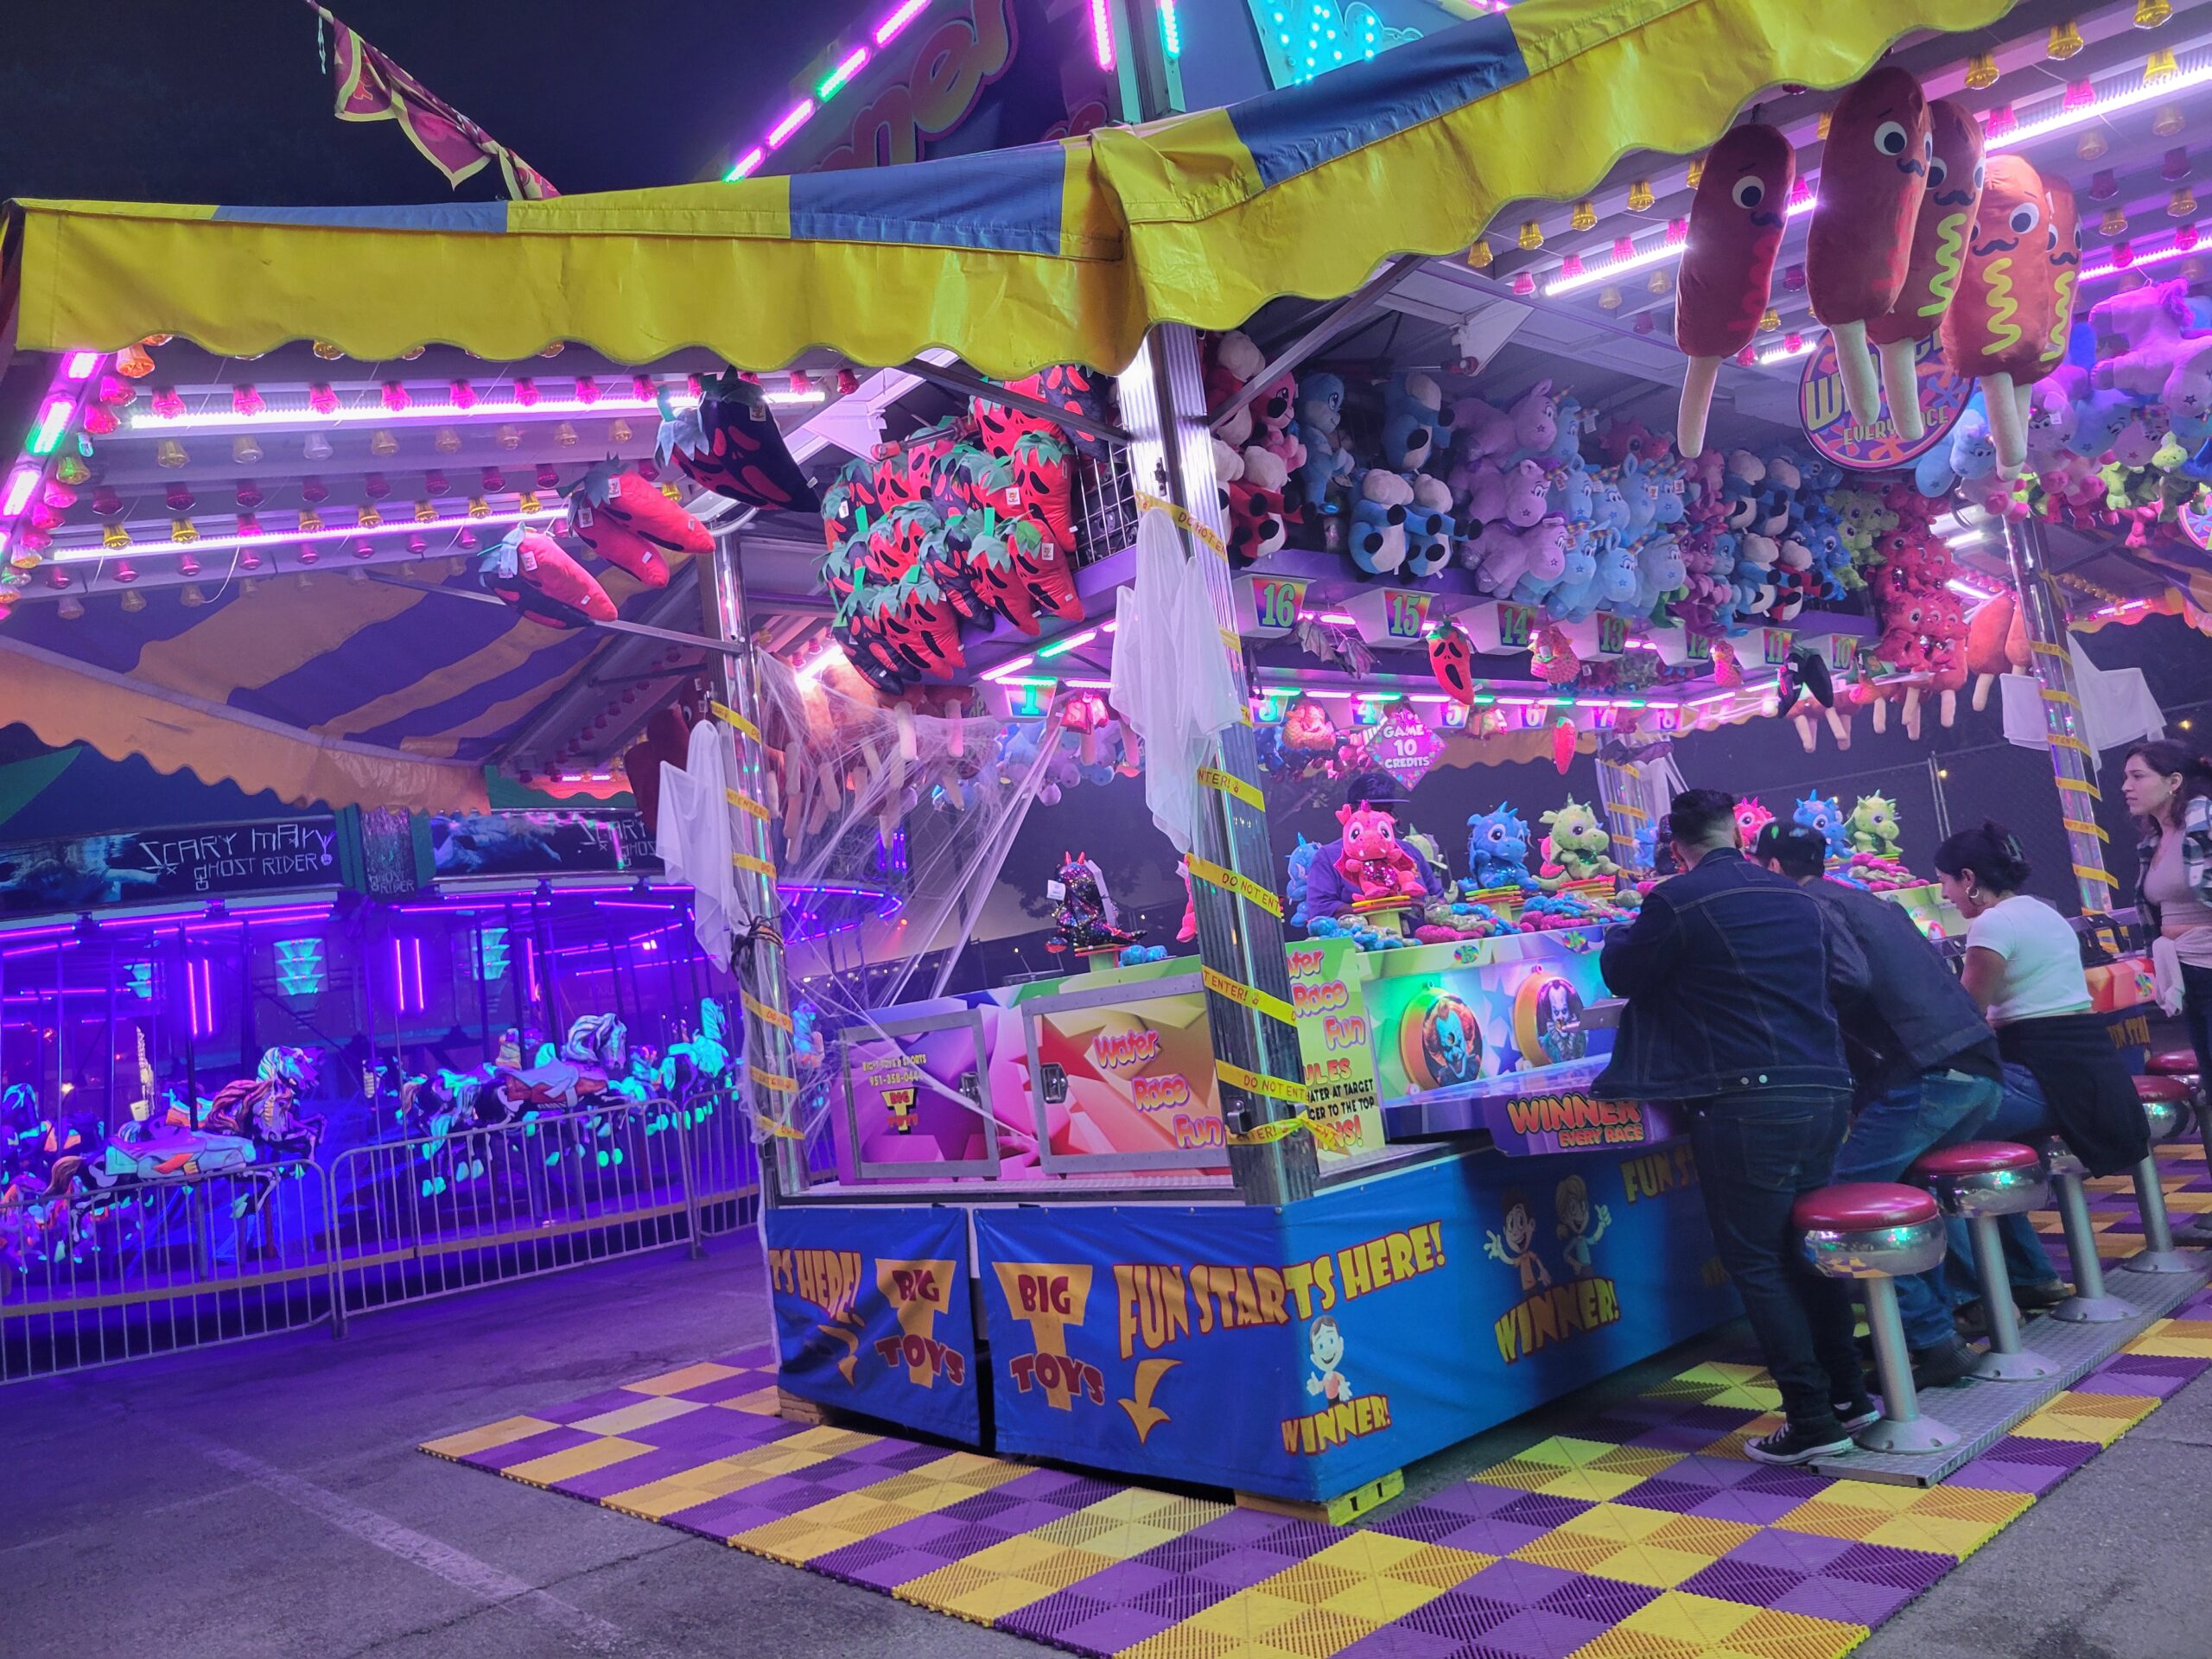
[[1304, 1315, 1353, 1402], [1484, 1189, 1553, 1291], [1554, 1174, 1612, 1278]]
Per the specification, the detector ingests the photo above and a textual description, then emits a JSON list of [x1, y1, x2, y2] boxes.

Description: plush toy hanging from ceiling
[[1675, 124, 1796, 458], [1940, 154, 2058, 478], [1808, 65, 1932, 429], [1866, 97, 1984, 442], [657, 369, 821, 512], [563, 462, 709, 588], [2037, 174, 2082, 380], [480, 526, 616, 628]]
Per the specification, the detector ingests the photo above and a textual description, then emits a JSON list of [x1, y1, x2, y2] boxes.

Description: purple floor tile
[[2074, 1369, 2191, 1398], [1670, 1403, 1766, 1433], [469, 1425, 601, 1470], [1624, 1420, 1733, 1453], [1373, 1500, 1510, 1544], [1657, 1452, 1762, 1489], [1943, 1459, 2071, 1497], [670, 1371, 779, 1406], [1127, 1530, 1241, 1576], [1823, 1541, 1953, 1592], [1774, 1573, 1916, 1627], [814, 1541, 951, 1590], [1124, 1574, 1247, 1624], [1049, 1559, 1176, 1606], [1020, 1603, 1180, 1657], [1611, 1478, 1716, 1514], [1489, 1492, 1595, 1529], [555, 1446, 710, 1500], [1686, 1485, 1806, 1526], [542, 1386, 658, 1423], [1720, 1528, 1855, 1573], [1535, 1573, 1661, 1623], [1426, 1518, 1559, 1558], [1676, 1557, 1807, 1607], [1453, 1558, 1579, 1606], [1456, 1606, 1610, 1659], [1334, 1625, 1469, 1659], [1978, 1435, 2101, 1471], [1397, 1590, 1527, 1643], [2100, 1352, 2209, 1380], [1736, 1465, 1832, 1499]]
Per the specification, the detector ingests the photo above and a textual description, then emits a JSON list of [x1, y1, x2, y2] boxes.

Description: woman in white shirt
[[1934, 823, 2145, 1194], [2121, 741, 2212, 1081]]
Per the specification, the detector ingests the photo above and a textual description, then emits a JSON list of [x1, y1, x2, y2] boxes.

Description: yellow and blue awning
[[7, 0, 2013, 379]]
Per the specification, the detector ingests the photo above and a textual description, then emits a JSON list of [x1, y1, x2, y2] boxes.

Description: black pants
[[1688, 1090, 1860, 1433]]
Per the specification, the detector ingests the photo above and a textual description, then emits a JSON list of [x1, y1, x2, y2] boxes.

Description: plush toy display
[[1293, 373, 1357, 512], [564, 463, 708, 588], [1336, 800, 1427, 901], [1046, 851, 1143, 954], [1866, 97, 1985, 441], [1807, 67, 1932, 429], [1965, 587, 2030, 709], [480, 527, 616, 628], [1675, 124, 1796, 458], [1847, 791, 1903, 858], [658, 370, 821, 512], [1348, 470, 1414, 575], [1465, 804, 1539, 891], [1792, 793, 1853, 862], [1536, 798, 1620, 890], [1939, 154, 2057, 478]]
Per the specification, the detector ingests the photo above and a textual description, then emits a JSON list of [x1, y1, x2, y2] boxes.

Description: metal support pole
[[1122, 324, 1317, 1207], [702, 531, 808, 1200], [1999, 516, 2118, 914]]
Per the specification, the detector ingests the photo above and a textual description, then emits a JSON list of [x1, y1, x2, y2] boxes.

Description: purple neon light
[[725, 0, 941, 179], [875, 0, 931, 44], [61, 351, 100, 381], [1090, 0, 1115, 68], [766, 99, 815, 149]]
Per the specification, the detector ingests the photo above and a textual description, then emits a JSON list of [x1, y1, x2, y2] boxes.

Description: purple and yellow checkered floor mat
[[424, 1146, 2212, 1659]]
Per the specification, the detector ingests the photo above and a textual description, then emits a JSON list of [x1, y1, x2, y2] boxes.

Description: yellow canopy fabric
[[6, 0, 2012, 379]]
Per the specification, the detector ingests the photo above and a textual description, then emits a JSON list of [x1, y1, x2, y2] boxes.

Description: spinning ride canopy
[[0, 0, 2009, 812], [8, 0, 2006, 377]]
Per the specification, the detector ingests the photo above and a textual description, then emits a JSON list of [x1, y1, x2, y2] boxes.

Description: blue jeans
[[1942, 1064, 2063, 1300], [1689, 1091, 1862, 1432], [1831, 1069, 2004, 1349]]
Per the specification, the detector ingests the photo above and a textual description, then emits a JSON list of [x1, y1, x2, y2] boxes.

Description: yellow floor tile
[[503, 1435, 655, 1488], [624, 1360, 746, 1395], [600, 1453, 789, 1520], [716, 1385, 785, 1415], [568, 1396, 705, 1436], [419, 1414, 560, 1459], [1185, 1588, 1314, 1638]]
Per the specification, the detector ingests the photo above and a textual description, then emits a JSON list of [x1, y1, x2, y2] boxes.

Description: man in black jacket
[[1755, 823, 2062, 1385], [1599, 790, 1872, 1465]]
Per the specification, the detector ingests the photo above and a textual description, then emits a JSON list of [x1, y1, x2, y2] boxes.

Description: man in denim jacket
[[1597, 790, 1871, 1465]]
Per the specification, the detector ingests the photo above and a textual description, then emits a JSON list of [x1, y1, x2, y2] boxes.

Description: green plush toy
[[1847, 791, 1902, 858]]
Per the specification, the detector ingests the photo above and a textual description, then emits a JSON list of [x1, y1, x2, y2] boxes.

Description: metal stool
[[2041, 1138, 2133, 1323], [1796, 1182, 1958, 1452], [2148, 1050, 2212, 1242], [1910, 1141, 2056, 1381], [2126, 1077, 2196, 1274]]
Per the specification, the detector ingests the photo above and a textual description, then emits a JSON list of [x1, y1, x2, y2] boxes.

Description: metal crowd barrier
[[2, 1083, 766, 1382]]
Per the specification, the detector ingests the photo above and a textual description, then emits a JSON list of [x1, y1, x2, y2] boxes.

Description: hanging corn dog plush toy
[[1866, 98, 1984, 442], [1940, 154, 2057, 478], [1808, 66, 1931, 430], [1676, 124, 1796, 459], [2038, 175, 2082, 378]]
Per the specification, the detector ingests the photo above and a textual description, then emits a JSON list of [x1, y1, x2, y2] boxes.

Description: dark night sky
[[0, 0, 880, 205]]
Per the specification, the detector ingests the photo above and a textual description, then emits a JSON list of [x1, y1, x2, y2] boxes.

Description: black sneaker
[[1910, 1334, 1980, 1389], [2014, 1279, 2070, 1312], [1745, 1421, 1853, 1465], [1833, 1397, 1881, 1433]]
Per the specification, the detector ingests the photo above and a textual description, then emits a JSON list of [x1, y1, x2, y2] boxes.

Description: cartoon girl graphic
[[1484, 1189, 1553, 1291], [1554, 1174, 1612, 1278], [1304, 1315, 1353, 1402]]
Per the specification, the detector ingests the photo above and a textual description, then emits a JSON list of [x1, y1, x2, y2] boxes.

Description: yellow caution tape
[[2031, 640, 2069, 660], [1610, 801, 1649, 820], [1134, 491, 1228, 559], [1185, 854, 1282, 918], [748, 1064, 798, 1095], [2039, 689, 2081, 708], [2056, 775, 2103, 801], [2061, 817, 2110, 842], [725, 787, 772, 821], [2049, 733, 2094, 757], [711, 700, 762, 742], [2072, 864, 2118, 887], [1226, 1116, 1307, 1146], [1217, 1059, 1309, 1105], [1198, 766, 1266, 812], [753, 1111, 805, 1141], [741, 991, 794, 1033], [732, 851, 778, 880], [1201, 964, 1297, 1027]]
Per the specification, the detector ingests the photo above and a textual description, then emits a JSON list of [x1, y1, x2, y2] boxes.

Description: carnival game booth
[[0, 0, 2197, 1496]]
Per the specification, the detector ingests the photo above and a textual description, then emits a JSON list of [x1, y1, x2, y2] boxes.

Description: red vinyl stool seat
[[2146, 1048, 2201, 1078], [2136, 1075, 2191, 1105], [1791, 1183, 1939, 1232], [1910, 1140, 2044, 1178]]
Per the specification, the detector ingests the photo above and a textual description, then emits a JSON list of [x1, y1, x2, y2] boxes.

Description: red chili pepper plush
[[480, 530, 616, 629], [1427, 622, 1476, 705], [1808, 66, 1932, 428], [1867, 98, 1984, 441], [565, 465, 708, 589], [1939, 155, 2055, 477], [662, 372, 820, 512], [1676, 125, 1796, 458]]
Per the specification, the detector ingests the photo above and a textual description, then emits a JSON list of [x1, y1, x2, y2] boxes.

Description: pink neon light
[[730, 146, 767, 180], [767, 99, 815, 149], [56, 502, 561, 564], [875, 0, 931, 45], [60, 351, 100, 381], [3, 469, 38, 517], [1089, 0, 1115, 68], [826, 46, 868, 91], [2081, 237, 2196, 282]]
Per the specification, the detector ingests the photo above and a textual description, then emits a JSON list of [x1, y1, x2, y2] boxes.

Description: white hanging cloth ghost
[[657, 716, 744, 966], [1999, 633, 2164, 754], [1110, 505, 1246, 855]]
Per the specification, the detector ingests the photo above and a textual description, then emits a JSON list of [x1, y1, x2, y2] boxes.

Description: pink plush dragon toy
[[1335, 800, 1426, 900]]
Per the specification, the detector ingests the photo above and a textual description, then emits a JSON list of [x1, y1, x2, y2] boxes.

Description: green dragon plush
[[1847, 791, 1902, 858], [1538, 797, 1620, 890]]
